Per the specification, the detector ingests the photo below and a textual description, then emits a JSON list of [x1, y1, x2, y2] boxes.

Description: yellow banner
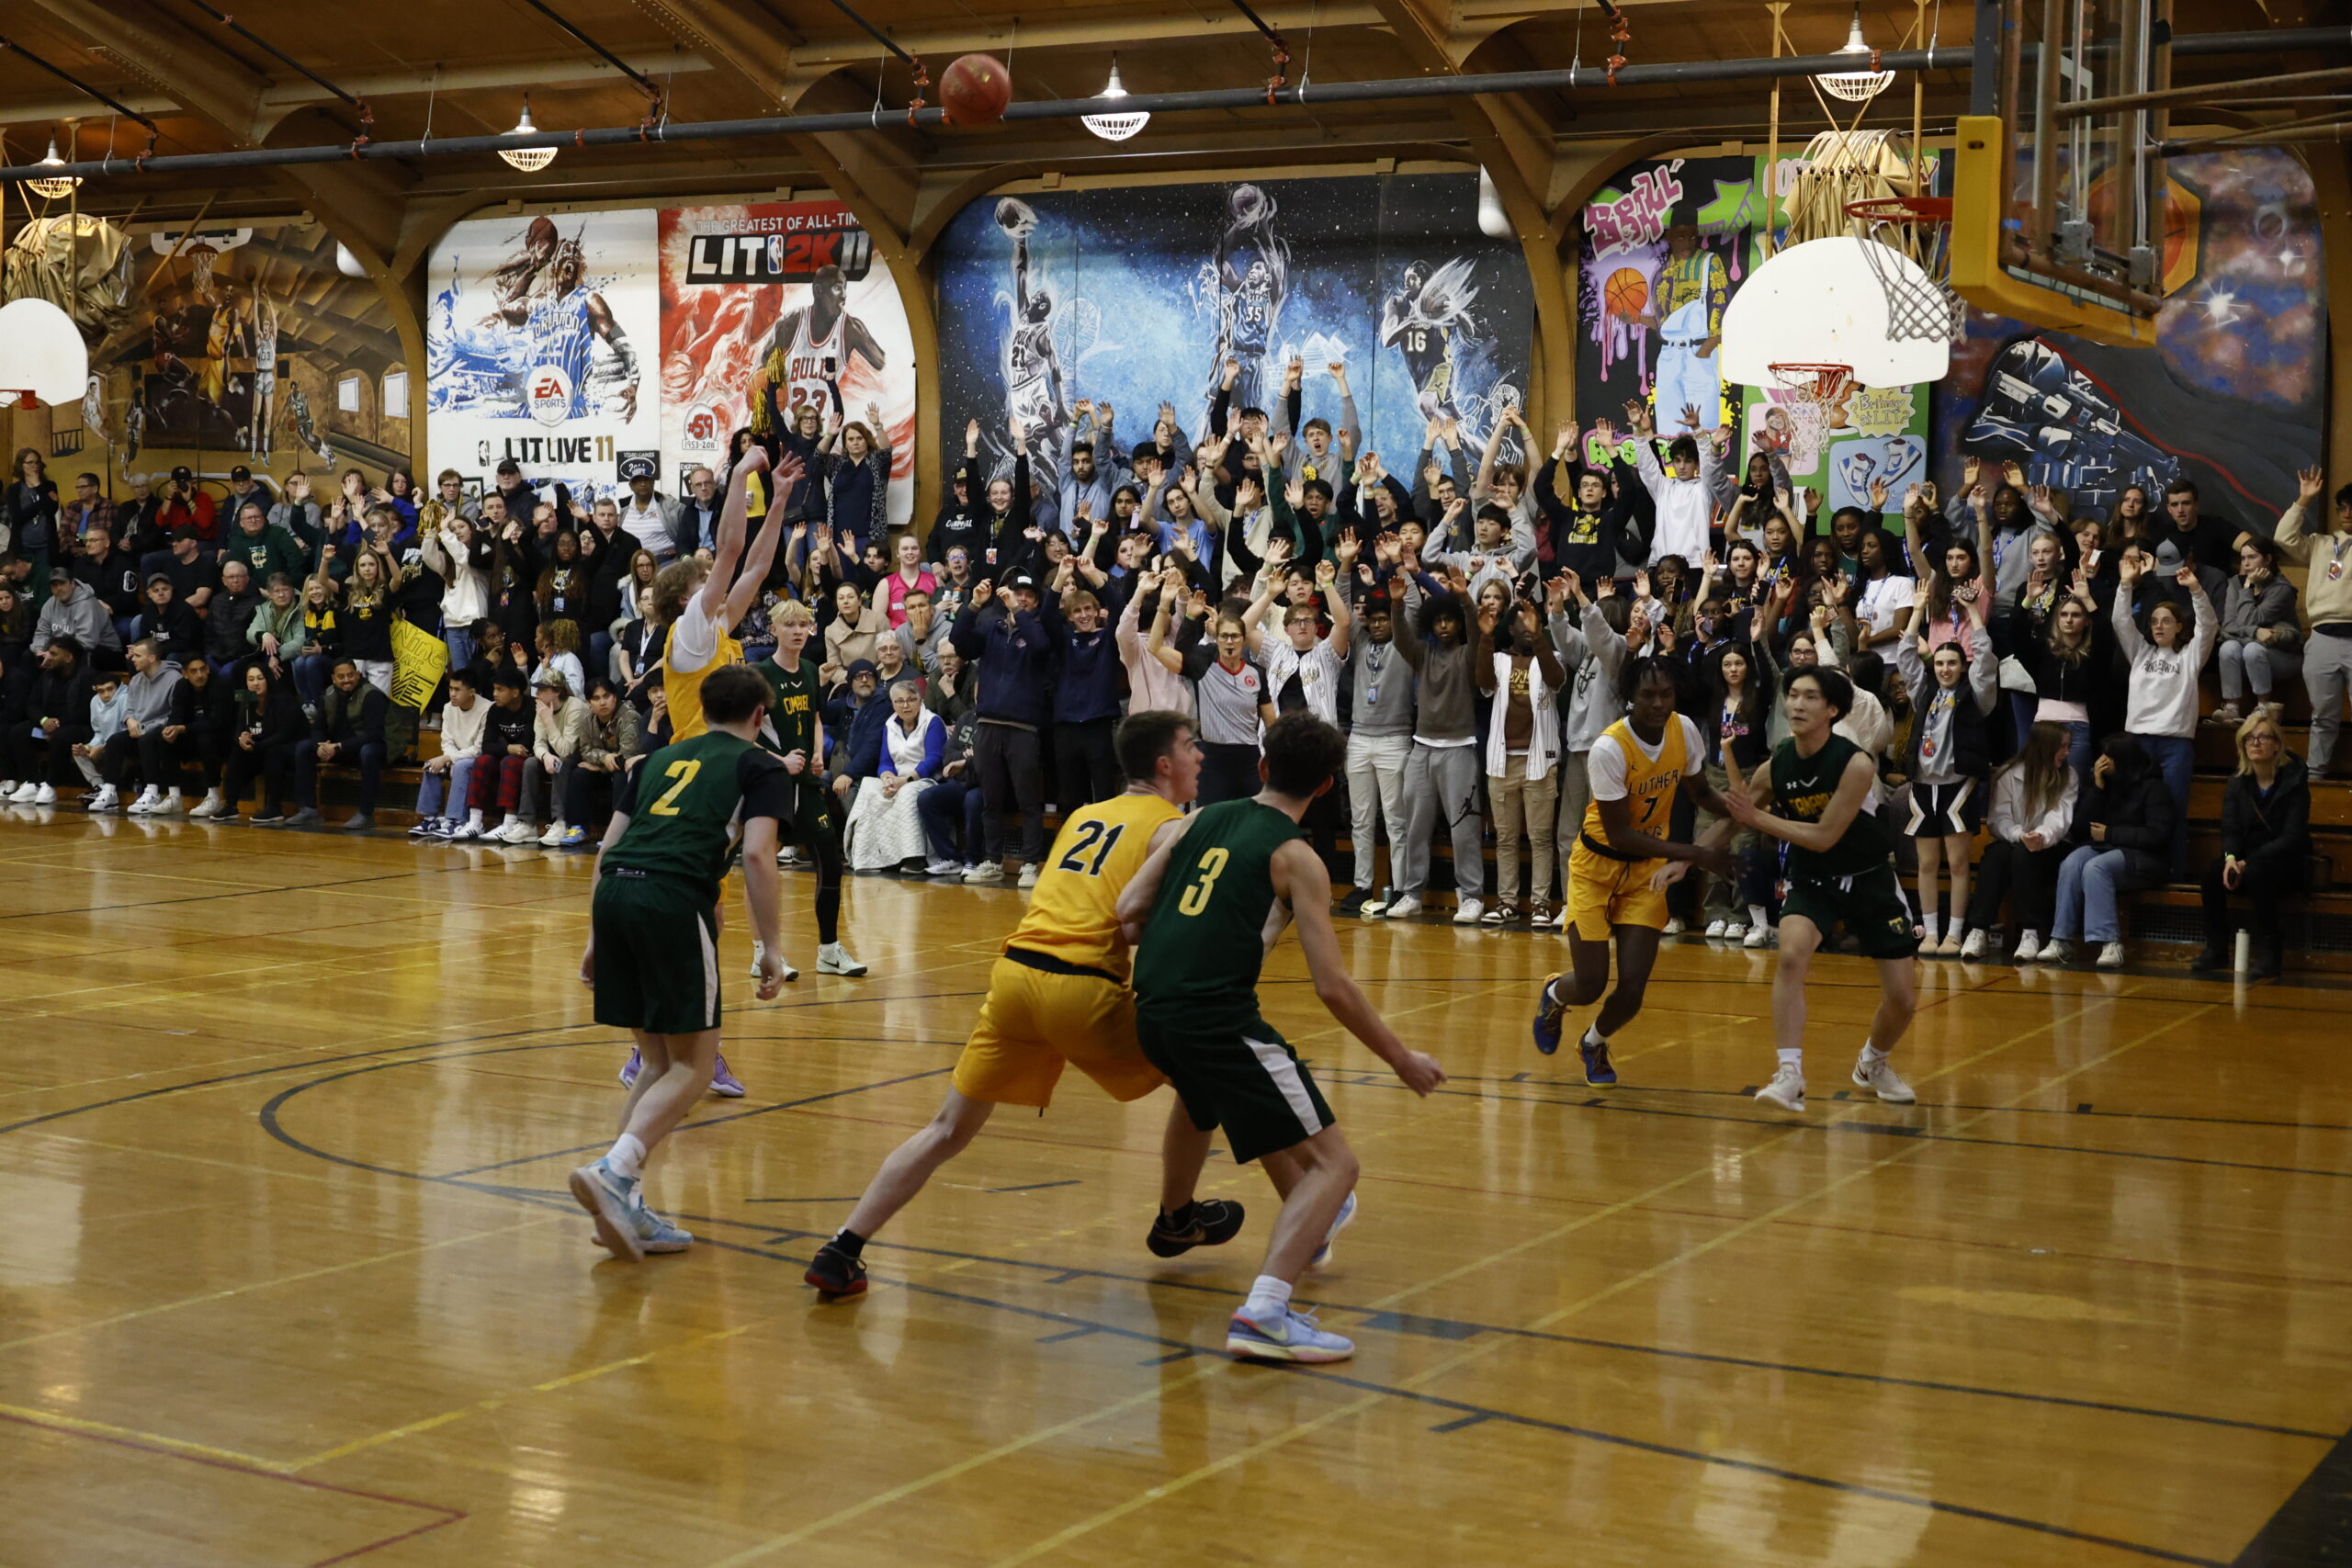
[[390, 617, 449, 712]]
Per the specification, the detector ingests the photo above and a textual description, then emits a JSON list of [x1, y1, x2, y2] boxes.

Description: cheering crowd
[[0, 354, 2336, 976]]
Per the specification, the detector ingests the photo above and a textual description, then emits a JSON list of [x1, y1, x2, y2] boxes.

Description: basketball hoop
[[1844, 197, 1963, 344], [1768, 362, 1856, 407]]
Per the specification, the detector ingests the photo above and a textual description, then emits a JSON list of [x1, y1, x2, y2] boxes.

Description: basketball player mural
[[247, 290, 281, 462], [431, 219, 640, 423], [1379, 257, 1481, 425], [746, 264, 888, 454], [984, 199, 1069, 473], [1637, 215, 1728, 432], [1205, 185, 1289, 416]]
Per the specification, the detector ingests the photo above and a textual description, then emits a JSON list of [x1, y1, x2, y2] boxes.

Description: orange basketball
[[941, 54, 1012, 126], [1602, 266, 1648, 321]]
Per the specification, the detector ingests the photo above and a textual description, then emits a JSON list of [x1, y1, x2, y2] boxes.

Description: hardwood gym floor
[[0, 816, 2345, 1568]]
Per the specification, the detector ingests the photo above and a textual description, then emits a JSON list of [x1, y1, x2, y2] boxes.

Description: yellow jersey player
[[656, 446, 802, 741], [806, 711, 1247, 1300], [1533, 657, 1738, 1085]]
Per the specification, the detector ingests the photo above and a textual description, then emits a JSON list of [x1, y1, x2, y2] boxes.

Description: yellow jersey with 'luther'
[[662, 599, 741, 742], [1581, 714, 1702, 850], [1004, 792, 1183, 982]]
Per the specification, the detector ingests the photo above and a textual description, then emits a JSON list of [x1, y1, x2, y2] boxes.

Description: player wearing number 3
[[806, 712, 1249, 1300]]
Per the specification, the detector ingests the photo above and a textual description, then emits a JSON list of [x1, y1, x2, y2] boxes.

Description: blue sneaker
[[568, 1158, 645, 1261], [708, 1054, 746, 1098], [559, 825, 588, 848], [1532, 972, 1569, 1055], [626, 1201, 693, 1255], [1309, 1190, 1356, 1269], [1579, 1030, 1618, 1088], [617, 1047, 641, 1090], [1227, 1305, 1354, 1363]]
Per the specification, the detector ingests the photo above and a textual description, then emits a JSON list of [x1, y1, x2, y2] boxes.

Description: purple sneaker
[[617, 1047, 641, 1090], [709, 1053, 746, 1098]]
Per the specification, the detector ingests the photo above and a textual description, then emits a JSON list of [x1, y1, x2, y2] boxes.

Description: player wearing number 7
[[1119, 713, 1446, 1365], [805, 712, 1250, 1301]]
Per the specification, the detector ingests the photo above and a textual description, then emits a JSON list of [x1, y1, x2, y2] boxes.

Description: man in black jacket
[[287, 659, 388, 830], [168, 654, 239, 817], [73, 523, 146, 647], [202, 559, 264, 671], [5, 637, 93, 804]]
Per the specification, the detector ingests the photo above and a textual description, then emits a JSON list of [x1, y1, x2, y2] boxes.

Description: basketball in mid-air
[[994, 197, 1038, 239], [1228, 184, 1269, 225], [941, 54, 1012, 126], [1603, 267, 1649, 321]]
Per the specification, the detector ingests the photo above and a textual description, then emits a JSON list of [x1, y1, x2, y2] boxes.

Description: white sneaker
[[1723, 921, 1747, 941], [1960, 928, 1988, 960], [1662, 917, 1686, 935], [1385, 894, 1423, 919], [126, 786, 162, 816], [2038, 938, 2075, 964], [32, 784, 55, 806], [537, 820, 568, 847], [7, 782, 38, 805], [749, 941, 799, 983], [2012, 931, 2042, 963], [86, 785, 119, 813], [1704, 918, 1728, 939], [1851, 1049, 1917, 1104], [817, 942, 867, 976], [188, 793, 224, 819], [2096, 941, 2127, 970], [0, 780, 14, 796], [451, 818, 483, 840], [1453, 897, 1486, 926], [157, 790, 184, 816], [1016, 864, 1038, 889], [1551, 906, 1568, 929], [1743, 923, 1772, 949], [502, 820, 538, 844], [963, 862, 1004, 883], [924, 857, 959, 876], [1754, 1065, 1806, 1113]]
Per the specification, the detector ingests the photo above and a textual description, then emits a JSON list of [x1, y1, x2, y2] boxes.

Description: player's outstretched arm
[[1274, 841, 1444, 1095], [701, 447, 768, 620], [740, 816, 788, 1000], [1114, 814, 1197, 944], [725, 455, 801, 627], [1725, 749, 1874, 853]]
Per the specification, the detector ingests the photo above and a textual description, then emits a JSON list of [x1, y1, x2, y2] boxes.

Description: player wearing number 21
[[806, 712, 1261, 1301], [1119, 712, 1446, 1365]]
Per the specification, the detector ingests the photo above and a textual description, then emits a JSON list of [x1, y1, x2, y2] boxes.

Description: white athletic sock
[[1243, 1274, 1294, 1321], [1583, 1024, 1607, 1049], [466, 808, 484, 828], [1860, 1041, 1889, 1064], [605, 1132, 648, 1180], [1748, 904, 1769, 930], [1921, 912, 1942, 941], [501, 812, 519, 829], [1776, 1047, 1804, 1070]]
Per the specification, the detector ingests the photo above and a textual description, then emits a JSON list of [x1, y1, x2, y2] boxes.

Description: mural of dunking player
[[1936, 146, 2324, 525], [933, 173, 1532, 490], [425, 209, 659, 505], [52, 220, 415, 492]]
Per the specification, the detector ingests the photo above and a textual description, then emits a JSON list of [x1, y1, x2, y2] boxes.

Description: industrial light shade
[[0, 298, 91, 409], [499, 97, 559, 172], [1818, 7, 1896, 101], [1080, 57, 1149, 142], [28, 137, 81, 200]]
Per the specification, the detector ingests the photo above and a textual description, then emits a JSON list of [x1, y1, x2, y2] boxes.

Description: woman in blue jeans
[[2043, 734, 2177, 969], [2111, 553, 2215, 876]]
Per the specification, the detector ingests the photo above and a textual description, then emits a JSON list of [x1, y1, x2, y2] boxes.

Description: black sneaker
[[1146, 1197, 1247, 1258], [804, 1242, 868, 1300]]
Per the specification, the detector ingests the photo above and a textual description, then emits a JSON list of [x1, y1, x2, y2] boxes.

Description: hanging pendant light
[[1818, 6, 1896, 102], [1080, 56, 1149, 142], [28, 136, 81, 200], [499, 96, 559, 172]]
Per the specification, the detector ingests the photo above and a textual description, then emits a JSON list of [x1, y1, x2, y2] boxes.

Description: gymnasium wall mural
[[426, 209, 660, 506], [23, 219, 415, 498], [933, 173, 1535, 492], [656, 200, 918, 525], [1933, 145, 2325, 528], [1575, 153, 1935, 527]]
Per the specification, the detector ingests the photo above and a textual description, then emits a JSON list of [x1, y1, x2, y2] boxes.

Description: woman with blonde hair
[[2193, 709, 2310, 979]]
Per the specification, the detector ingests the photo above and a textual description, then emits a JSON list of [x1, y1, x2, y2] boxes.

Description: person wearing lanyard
[[2277, 466, 2352, 777], [1148, 591, 1275, 807]]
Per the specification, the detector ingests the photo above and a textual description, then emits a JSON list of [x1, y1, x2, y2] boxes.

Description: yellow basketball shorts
[[951, 952, 1167, 1110], [1565, 838, 1670, 942]]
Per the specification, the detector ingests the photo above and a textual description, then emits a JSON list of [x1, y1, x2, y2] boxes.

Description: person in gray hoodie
[[1547, 568, 1635, 921], [2209, 535, 2301, 728], [100, 638, 185, 812], [1390, 570, 1485, 921], [31, 569, 122, 660], [1339, 554, 1417, 918]]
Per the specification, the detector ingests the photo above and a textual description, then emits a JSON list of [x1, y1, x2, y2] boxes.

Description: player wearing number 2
[[805, 712, 1249, 1301]]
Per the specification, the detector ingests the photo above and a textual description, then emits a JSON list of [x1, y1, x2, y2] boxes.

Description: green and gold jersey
[[605, 729, 791, 903], [1133, 799, 1305, 1035], [755, 652, 821, 761], [1769, 733, 1891, 882]]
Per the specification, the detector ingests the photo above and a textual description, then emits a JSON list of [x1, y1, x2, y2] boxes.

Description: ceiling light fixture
[[1080, 57, 1149, 142], [28, 136, 81, 199], [499, 96, 559, 172], [1818, 7, 1896, 102]]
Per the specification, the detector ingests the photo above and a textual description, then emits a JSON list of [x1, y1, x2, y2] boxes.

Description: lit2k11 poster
[[424, 209, 661, 503], [656, 201, 918, 525]]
